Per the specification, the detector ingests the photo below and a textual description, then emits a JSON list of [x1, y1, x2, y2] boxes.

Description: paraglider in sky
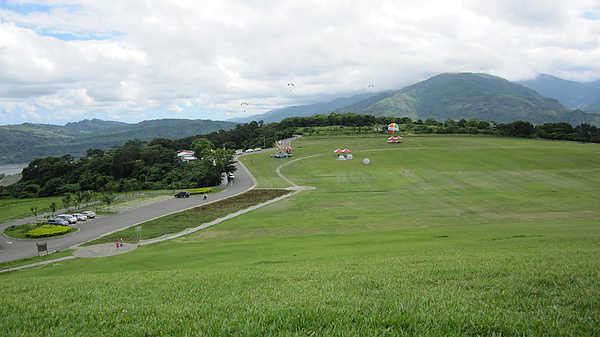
[[368, 84, 374, 92], [388, 123, 399, 134], [230, 87, 237, 93], [240, 102, 248, 112], [288, 82, 294, 92]]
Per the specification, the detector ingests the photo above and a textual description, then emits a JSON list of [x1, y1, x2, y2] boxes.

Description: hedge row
[[187, 187, 212, 195], [26, 225, 72, 238]]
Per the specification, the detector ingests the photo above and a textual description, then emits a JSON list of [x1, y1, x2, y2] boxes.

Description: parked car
[[47, 218, 69, 226], [174, 191, 191, 198], [56, 214, 78, 224], [72, 213, 88, 221], [228, 173, 235, 179], [254, 147, 262, 151], [82, 211, 96, 219], [235, 149, 243, 155]]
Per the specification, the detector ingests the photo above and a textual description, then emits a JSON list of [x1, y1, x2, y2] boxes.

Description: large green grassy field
[[1, 135, 599, 336]]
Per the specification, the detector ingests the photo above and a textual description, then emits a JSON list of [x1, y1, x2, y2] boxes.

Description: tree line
[[1, 113, 598, 200], [1, 121, 293, 199]]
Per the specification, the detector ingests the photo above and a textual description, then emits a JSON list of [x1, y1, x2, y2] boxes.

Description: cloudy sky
[[0, 0, 599, 125]]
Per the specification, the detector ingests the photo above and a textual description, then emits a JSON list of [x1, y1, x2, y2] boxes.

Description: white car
[[254, 148, 262, 151], [56, 214, 77, 224], [82, 211, 96, 219], [245, 149, 254, 153], [72, 213, 88, 221]]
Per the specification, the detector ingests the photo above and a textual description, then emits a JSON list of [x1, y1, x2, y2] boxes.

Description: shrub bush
[[186, 187, 212, 195], [26, 225, 72, 238]]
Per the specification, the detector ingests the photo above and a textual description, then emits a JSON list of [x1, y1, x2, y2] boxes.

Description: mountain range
[[0, 119, 237, 164], [236, 72, 600, 125], [3, 72, 600, 165], [516, 73, 600, 110]]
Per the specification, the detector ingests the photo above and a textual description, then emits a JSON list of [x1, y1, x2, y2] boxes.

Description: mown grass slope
[[1, 135, 599, 336]]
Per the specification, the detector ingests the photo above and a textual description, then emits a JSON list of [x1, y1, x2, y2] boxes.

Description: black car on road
[[174, 191, 191, 198]]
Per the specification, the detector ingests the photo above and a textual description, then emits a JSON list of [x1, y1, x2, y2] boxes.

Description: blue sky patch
[[582, 11, 599, 20], [1, 1, 57, 15], [39, 29, 123, 41]]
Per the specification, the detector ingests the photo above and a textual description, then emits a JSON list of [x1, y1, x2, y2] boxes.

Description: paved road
[[0, 160, 256, 263]]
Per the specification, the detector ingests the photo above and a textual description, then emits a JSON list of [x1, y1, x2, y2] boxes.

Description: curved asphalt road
[[0, 159, 256, 263]]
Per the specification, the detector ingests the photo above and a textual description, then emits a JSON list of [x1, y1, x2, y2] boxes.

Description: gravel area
[[73, 242, 138, 258]]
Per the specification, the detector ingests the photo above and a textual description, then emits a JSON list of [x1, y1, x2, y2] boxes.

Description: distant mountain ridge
[[516, 74, 600, 109], [0, 118, 237, 164], [231, 92, 379, 123], [240, 72, 600, 125], [335, 73, 597, 125], [4, 73, 600, 165]]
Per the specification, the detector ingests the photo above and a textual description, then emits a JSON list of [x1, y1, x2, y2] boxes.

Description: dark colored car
[[174, 191, 191, 198], [47, 218, 69, 226]]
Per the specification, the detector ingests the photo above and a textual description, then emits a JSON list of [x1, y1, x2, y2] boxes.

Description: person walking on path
[[116, 241, 120, 250]]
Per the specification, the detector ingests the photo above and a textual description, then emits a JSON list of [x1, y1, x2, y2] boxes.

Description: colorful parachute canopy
[[240, 102, 248, 106], [388, 123, 399, 134], [387, 136, 403, 143], [287, 83, 294, 87]]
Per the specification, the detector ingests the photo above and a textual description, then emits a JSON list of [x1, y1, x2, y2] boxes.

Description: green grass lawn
[[1, 135, 599, 336], [0, 195, 65, 222]]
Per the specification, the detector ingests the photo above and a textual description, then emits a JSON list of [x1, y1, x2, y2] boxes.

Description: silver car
[[47, 218, 69, 226], [56, 214, 77, 224], [72, 213, 88, 221], [82, 211, 96, 219]]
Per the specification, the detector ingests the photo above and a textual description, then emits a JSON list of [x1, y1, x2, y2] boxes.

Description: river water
[[0, 164, 27, 175]]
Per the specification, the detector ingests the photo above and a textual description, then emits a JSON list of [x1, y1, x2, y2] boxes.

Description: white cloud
[[0, 0, 599, 125]]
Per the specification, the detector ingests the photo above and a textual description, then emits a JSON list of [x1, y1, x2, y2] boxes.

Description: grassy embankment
[[1, 135, 599, 336]]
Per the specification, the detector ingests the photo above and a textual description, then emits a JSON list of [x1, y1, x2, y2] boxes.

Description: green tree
[[20, 184, 40, 198], [199, 148, 236, 186], [49, 202, 58, 216], [100, 191, 117, 212], [30, 207, 39, 221], [191, 138, 215, 156], [41, 178, 65, 197], [61, 193, 73, 212], [86, 148, 105, 158]]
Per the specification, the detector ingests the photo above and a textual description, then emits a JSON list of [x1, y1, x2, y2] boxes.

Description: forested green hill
[[335, 73, 600, 125], [0, 119, 237, 164]]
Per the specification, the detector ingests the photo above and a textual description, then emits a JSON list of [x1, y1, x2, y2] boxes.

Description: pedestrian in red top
[[116, 241, 120, 249]]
